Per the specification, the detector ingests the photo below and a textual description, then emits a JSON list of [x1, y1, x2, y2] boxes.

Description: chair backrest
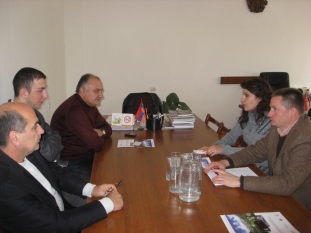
[[205, 113, 229, 138], [205, 113, 249, 147], [122, 92, 163, 115], [233, 135, 248, 147], [259, 72, 289, 91], [219, 124, 230, 139]]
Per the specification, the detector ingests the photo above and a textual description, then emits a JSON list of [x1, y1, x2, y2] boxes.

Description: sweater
[[214, 111, 271, 172], [51, 94, 112, 161]]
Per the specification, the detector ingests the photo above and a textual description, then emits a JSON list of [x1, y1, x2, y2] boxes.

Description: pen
[[148, 111, 153, 119]]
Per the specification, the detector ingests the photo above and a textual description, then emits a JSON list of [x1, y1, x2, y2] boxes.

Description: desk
[[83, 116, 311, 233]]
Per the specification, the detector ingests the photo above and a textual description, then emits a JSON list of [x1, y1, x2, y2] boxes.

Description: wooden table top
[[82, 116, 311, 233]]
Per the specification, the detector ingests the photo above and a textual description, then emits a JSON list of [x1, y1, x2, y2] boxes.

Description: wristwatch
[[102, 129, 106, 136]]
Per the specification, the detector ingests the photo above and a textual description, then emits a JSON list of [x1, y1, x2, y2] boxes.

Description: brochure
[[117, 139, 155, 148], [221, 212, 299, 233]]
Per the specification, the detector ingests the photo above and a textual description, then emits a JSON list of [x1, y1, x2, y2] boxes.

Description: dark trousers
[[62, 153, 95, 207]]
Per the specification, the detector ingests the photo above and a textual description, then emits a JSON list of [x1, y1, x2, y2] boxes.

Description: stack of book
[[168, 110, 195, 129]]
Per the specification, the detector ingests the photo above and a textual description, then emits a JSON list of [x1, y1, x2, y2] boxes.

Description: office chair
[[259, 72, 290, 91], [122, 92, 163, 115]]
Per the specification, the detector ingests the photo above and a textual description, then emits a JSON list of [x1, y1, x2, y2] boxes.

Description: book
[[221, 212, 299, 233], [111, 125, 134, 131], [202, 157, 258, 186], [168, 114, 195, 130], [168, 110, 193, 117], [169, 115, 195, 123], [173, 123, 194, 129]]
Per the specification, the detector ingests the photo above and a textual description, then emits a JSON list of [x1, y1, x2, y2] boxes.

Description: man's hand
[[107, 191, 124, 211], [92, 184, 116, 197], [93, 128, 104, 137], [210, 169, 240, 188], [204, 160, 228, 174]]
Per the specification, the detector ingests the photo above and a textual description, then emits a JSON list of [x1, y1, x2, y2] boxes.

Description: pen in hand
[[104, 179, 124, 197]]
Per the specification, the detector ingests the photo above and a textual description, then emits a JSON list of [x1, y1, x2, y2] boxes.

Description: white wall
[[1, 0, 311, 127], [0, 0, 66, 122]]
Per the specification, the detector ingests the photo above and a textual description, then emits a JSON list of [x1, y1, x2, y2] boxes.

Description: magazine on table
[[117, 139, 155, 148], [221, 212, 299, 233]]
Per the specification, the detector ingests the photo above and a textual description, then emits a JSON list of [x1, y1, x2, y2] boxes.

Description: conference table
[[82, 116, 311, 233]]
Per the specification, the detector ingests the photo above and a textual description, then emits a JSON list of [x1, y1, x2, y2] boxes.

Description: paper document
[[202, 157, 258, 186], [221, 212, 299, 233], [117, 139, 155, 148]]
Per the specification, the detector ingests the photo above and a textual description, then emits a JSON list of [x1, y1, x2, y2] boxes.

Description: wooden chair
[[219, 124, 230, 139], [205, 113, 230, 138], [205, 114, 250, 148], [234, 135, 248, 147], [205, 113, 222, 133]]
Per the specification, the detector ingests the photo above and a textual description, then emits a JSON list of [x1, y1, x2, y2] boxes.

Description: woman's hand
[[207, 145, 223, 156]]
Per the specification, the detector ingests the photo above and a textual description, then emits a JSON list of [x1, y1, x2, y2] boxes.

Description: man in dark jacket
[[12, 67, 85, 207], [12, 67, 63, 162], [0, 102, 123, 233]]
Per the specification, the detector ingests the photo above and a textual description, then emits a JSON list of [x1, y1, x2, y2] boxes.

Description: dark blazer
[[0, 150, 107, 233]]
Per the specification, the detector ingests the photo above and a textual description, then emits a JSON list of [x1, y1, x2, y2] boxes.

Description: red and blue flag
[[135, 99, 146, 123]]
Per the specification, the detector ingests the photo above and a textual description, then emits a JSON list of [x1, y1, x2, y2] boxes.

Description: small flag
[[135, 99, 146, 123]]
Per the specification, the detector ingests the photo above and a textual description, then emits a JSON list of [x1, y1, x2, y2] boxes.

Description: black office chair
[[122, 92, 163, 115], [259, 72, 290, 91]]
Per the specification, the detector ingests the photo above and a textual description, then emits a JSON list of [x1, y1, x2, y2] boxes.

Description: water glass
[[169, 156, 181, 193], [166, 157, 172, 181], [166, 152, 180, 181]]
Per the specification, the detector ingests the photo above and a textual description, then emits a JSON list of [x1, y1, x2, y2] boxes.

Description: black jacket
[[0, 150, 107, 233]]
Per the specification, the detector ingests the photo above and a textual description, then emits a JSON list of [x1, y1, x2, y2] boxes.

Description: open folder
[[202, 157, 258, 186]]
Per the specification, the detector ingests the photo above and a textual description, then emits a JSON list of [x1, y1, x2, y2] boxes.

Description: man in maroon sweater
[[51, 74, 112, 181]]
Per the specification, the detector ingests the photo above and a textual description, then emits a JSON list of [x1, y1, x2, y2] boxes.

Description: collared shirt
[[20, 158, 64, 211], [19, 158, 114, 213], [277, 119, 299, 137]]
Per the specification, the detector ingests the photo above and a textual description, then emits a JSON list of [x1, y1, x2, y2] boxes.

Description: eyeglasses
[[105, 179, 123, 196]]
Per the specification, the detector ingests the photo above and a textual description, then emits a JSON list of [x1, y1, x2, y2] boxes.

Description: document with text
[[202, 157, 258, 186]]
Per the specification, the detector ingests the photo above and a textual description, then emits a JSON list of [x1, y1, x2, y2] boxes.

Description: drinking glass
[[169, 154, 181, 193], [166, 152, 180, 181]]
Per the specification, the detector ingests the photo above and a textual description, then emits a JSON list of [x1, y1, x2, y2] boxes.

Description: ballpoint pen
[[105, 179, 123, 196]]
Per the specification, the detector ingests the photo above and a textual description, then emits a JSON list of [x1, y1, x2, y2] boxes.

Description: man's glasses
[[105, 179, 123, 196]]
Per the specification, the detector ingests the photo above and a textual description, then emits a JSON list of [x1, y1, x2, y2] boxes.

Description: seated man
[[205, 88, 311, 210], [12, 67, 63, 162], [0, 102, 123, 233], [12, 67, 86, 207], [51, 74, 112, 180]]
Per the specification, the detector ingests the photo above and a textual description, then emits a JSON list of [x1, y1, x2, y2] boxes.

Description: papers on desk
[[117, 139, 155, 148], [202, 157, 258, 186], [221, 212, 299, 233], [165, 112, 195, 129]]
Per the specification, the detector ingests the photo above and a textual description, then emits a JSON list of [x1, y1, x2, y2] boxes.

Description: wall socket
[[150, 86, 156, 91]]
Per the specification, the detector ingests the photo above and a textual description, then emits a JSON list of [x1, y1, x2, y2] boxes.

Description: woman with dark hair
[[200, 77, 273, 173]]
